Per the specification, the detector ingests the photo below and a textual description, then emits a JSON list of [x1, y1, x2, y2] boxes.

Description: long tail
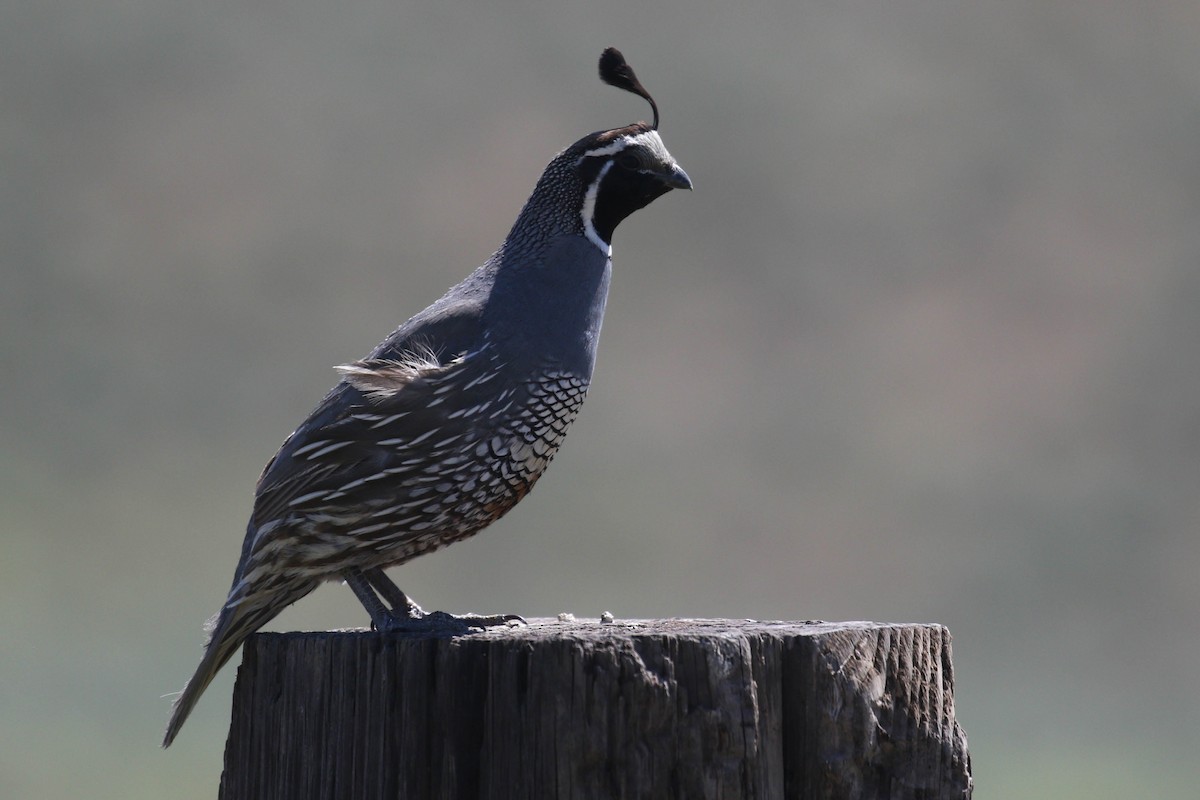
[[163, 579, 315, 747], [163, 602, 259, 747]]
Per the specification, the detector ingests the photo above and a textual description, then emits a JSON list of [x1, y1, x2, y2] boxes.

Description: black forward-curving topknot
[[599, 47, 660, 130]]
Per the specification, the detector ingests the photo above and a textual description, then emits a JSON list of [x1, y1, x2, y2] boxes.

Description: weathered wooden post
[[219, 619, 971, 799]]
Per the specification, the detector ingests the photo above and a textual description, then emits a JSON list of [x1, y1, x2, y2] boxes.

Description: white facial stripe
[[578, 140, 629, 159], [578, 130, 670, 162], [581, 160, 614, 255], [577, 129, 675, 255]]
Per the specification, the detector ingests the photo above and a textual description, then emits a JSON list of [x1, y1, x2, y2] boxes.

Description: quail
[[163, 48, 690, 747]]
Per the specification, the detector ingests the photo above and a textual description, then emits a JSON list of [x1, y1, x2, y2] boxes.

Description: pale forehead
[[580, 130, 670, 161]]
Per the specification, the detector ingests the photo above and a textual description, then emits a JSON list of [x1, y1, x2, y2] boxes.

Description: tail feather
[[165, 574, 321, 747], [162, 603, 262, 748], [165, 533, 325, 747]]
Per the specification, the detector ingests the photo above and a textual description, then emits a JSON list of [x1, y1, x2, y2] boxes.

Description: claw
[[346, 566, 523, 636], [454, 612, 526, 628], [375, 609, 525, 636]]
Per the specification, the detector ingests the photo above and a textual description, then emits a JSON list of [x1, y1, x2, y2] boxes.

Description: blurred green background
[[4, 1, 1198, 797]]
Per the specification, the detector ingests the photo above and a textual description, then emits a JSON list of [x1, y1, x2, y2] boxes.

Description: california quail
[[163, 48, 690, 747]]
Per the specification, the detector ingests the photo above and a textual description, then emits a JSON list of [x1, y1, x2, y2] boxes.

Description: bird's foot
[[373, 608, 525, 636]]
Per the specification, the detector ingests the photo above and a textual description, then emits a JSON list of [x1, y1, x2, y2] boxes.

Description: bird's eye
[[616, 151, 641, 170]]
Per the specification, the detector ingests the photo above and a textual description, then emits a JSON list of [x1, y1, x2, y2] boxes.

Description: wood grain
[[219, 619, 972, 799]]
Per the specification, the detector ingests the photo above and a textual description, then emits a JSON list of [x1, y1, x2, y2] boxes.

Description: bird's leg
[[352, 567, 525, 634], [342, 567, 394, 631], [364, 567, 425, 619]]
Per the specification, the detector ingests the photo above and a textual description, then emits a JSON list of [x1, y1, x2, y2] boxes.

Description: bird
[[163, 47, 690, 747]]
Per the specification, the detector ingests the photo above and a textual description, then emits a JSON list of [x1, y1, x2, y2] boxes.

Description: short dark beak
[[659, 164, 693, 191]]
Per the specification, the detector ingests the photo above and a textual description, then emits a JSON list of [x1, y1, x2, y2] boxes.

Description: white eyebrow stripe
[[578, 130, 663, 161], [579, 140, 632, 159]]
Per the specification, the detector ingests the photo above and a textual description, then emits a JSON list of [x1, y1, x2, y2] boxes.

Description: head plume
[[598, 47, 660, 130]]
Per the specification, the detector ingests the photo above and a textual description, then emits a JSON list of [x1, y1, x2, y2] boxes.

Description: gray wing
[[248, 340, 516, 537]]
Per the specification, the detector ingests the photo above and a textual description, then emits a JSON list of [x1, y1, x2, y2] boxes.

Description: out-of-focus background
[[4, 1, 1198, 797]]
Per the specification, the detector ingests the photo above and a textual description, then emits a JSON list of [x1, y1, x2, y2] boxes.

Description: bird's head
[[519, 48, 691, 254]]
